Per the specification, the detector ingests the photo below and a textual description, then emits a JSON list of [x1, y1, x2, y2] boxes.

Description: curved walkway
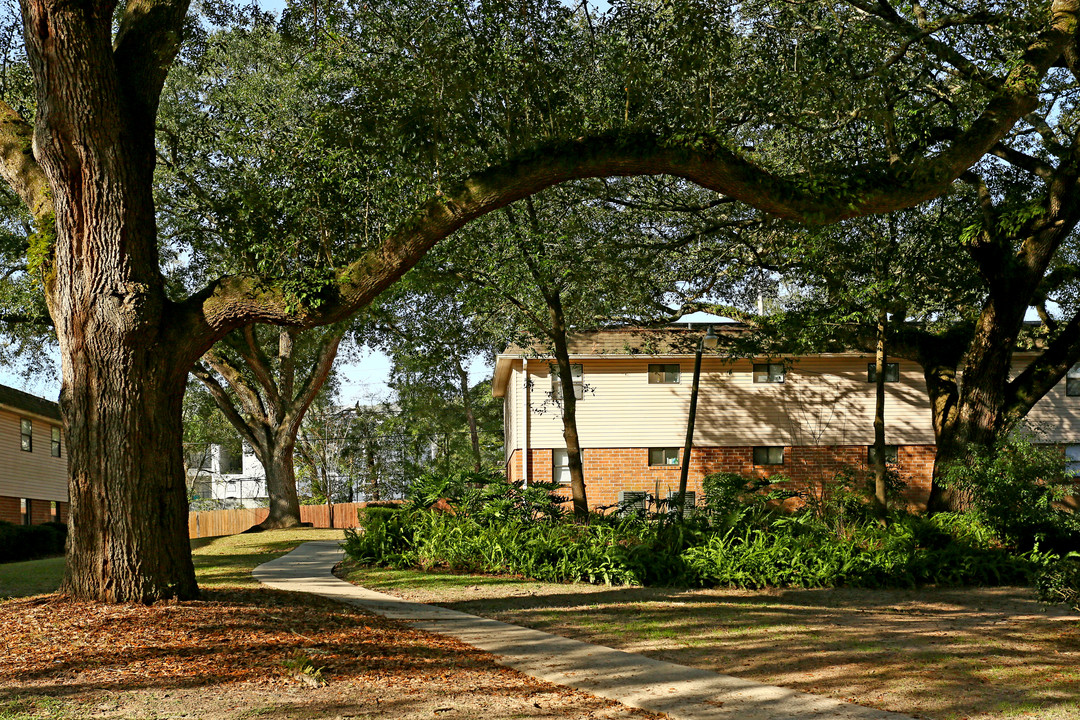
[[254, 541, 913, 720]]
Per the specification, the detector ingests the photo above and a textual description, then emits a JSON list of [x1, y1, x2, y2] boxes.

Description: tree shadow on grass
[[423, 583, 1080, 719]]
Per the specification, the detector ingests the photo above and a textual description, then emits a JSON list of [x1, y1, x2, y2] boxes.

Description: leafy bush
[[405, 469, 565, 522], [344, 505, 413, 565], [701, 472, 778, 515], [1035, 553, 1080, 610], [0, 521, 67, 564], [682, 514, 1036, 589], [344, 468, 1047, 590], [942, 435, 1080, 551]]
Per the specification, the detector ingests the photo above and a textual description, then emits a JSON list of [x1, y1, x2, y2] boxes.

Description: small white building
[[186, 443, 267, 509]]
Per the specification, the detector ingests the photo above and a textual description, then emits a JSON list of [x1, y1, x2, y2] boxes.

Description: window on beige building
[[648, 363, 681, 384], [551, 363, 583, 400], [20, 418, 31, 452], [867, 445, 899, 464], [1068, 365, 1080, 396], [552, 449, 571, 484], [51, 426, 61, 457], [753, 446, 784, 465], [648, 447, 680, 466], [753, 362, 785, 383], [867, 362, 900, 382], [1066, 445, 1080, 476]]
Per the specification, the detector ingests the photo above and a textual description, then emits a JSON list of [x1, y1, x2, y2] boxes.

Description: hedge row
[[0, 520, 67, 564]]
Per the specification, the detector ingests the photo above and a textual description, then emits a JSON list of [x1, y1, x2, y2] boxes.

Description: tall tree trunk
[[193, 326, 343, 530], [871, 310, 888, 523], [19, 0, 199, 601], [258, 435, 303, 529], [366, 443, 381, 500], [62, 359, 197, 601], [925, 298, 1027, 511], [455, 358, 482, 472], [548, 293, 588, 521]]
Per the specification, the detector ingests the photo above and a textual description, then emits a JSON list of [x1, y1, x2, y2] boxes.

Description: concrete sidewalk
[[254, 541, 912, 720]]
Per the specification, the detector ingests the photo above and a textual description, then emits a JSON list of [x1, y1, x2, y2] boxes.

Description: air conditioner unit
[[667, 490, 696, 512], [617, 490, 647, 513]]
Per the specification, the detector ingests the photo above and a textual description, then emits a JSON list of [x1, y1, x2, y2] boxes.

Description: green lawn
[[0, 556, 65, 598], [0, 528, 345, 598]]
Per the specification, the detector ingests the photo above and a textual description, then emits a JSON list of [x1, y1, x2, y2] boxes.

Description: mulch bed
[[1, 588, 529, 692]]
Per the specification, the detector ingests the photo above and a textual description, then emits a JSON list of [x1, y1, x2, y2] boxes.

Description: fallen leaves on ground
[[0, 589, 659, 719]]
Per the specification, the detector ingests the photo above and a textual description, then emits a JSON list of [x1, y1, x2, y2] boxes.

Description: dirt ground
[[341, 565, 1080, 720], [0, 587, 661, 720]]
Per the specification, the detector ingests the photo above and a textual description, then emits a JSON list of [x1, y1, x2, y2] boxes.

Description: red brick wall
[[29, 499, 54, 525], [0, 496, 20, 524], [0, 497, 71, 525], [508, 445, 935, 510]]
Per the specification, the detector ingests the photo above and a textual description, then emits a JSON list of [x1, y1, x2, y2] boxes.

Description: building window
[[648, 363, 681, 384], [1067, 365, 1080, 397], [551, 363, 584, 401], [753, 362, 785, 383], [1066, 445, 1080, 476], [867, 445, 899, 464], [552, 449, 571, 484], [753, 446, 784, 465], [20, 418, 31, 452], [20, 499, 30, 526], [867, 362, 900, 383], [50, 426, 61, 458], [50, 501, 58, 521], [648, 447, 680, 466]]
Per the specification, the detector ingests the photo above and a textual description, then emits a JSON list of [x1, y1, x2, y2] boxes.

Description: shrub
[[1035, 553, 1080, 610], [681, 515, 1035, 589], [343, 506, 413, 565], [0, 520, 67, 564], [942, 435, 1080, 551], [344, 469, 1050, 592]]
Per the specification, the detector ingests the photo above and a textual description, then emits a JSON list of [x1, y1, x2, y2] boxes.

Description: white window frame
[[648, 447, 681, 466], [551, 363, 584, 401], [753, 446, 784, 465], [1067, 365, 1080, 397], [552, 448, 571, 484], [20, 418, 31, 452], [648, 363, 681, 384], [867, 362, 900, 383], [753, 362, 785, 384], [1066, 445, 1080, 476]]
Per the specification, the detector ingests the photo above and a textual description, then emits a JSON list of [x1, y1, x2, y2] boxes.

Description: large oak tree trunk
[[925, 297, 1029, 511], [21, 0, 199, 601], [62, 352, 197, 601], [257, 436, 304, 529]]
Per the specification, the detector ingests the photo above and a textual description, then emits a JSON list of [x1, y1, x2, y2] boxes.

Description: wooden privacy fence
[[188, 502, 368, 539]]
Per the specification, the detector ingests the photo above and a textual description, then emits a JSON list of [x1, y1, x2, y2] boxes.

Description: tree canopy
[[1, 0, 1077, 600]]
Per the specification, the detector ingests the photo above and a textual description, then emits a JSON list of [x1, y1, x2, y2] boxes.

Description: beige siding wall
[[524, 356, 936, 450], [1020, 360, 1080, 442], [0, 408, 67, 502], [503, 362, 518, 462]]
